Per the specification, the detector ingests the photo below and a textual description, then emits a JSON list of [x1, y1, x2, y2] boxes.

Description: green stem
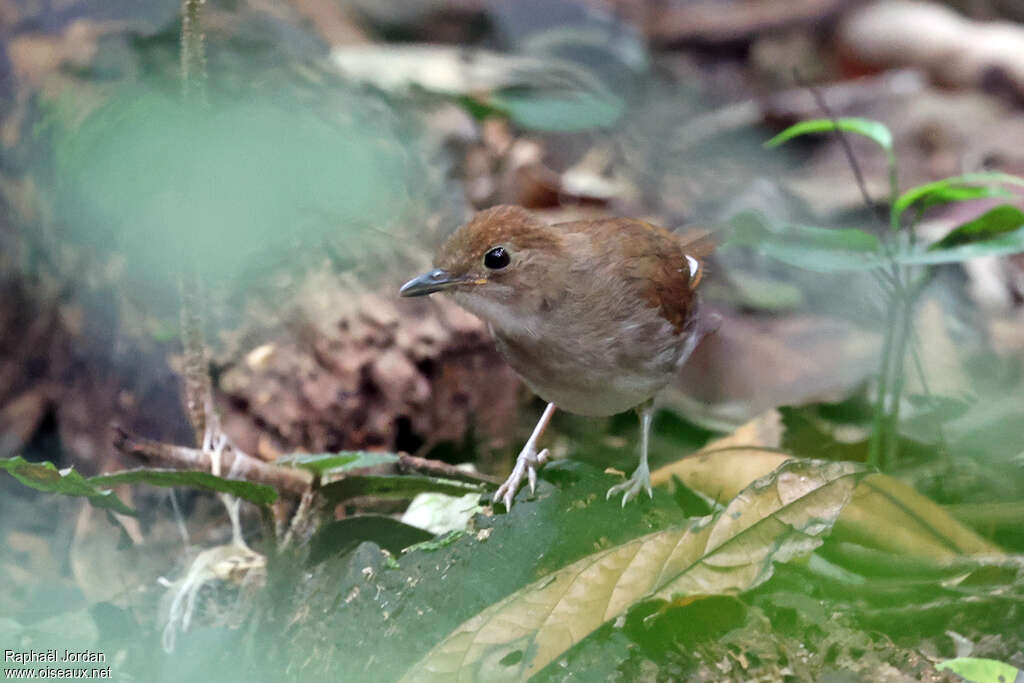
[[883, 297, 910, 467], [872, 272, 928, 471], [869, 296, 899, 468], [871, 146, 909, 470], [181, 0, 207, 101], [886, 149, 900, 230]]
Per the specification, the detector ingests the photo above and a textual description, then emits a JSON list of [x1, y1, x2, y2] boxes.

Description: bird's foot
[[606, 461, 653, 507], [493, 444, 550, 510]]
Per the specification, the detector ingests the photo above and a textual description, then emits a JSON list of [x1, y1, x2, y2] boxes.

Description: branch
[[112, 425, 312, 499], [793, 70, 905, 296], [397, 453, 501, 488], [793, 69, 888, 226]]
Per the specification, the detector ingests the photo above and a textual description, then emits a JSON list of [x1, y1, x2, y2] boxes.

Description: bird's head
[[399, 206, 568, 319]]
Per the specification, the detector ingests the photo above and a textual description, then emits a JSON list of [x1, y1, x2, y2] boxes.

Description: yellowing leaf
[[838, 474, 1000, 559], [399, 459, 862, 682], [652, 412, 1001, 562], [651, 409, 788, 500]]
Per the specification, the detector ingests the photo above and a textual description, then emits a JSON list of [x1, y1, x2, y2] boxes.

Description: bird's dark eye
[[484, 246, 510, 270]]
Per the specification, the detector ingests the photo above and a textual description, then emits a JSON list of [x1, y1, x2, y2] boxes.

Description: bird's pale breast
[[480, 269, 698, 416], [449, 213, 705, 417]]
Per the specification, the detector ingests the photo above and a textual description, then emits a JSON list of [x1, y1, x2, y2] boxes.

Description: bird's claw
[[606, 463, 654, 507], [493, 446, 550, 510]]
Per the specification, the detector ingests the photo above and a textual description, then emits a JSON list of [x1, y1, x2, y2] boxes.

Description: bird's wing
[[557, 217, 707, 334]]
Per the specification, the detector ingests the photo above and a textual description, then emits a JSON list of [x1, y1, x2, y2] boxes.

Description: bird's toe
[[607, 466, 654, 506]]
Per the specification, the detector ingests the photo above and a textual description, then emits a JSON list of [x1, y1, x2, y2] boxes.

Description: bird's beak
[[399, 268, 479, 297]]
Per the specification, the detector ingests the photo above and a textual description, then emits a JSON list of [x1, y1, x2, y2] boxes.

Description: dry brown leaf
[[839, 1, 1024, 94], [0, 385, 52, 458]]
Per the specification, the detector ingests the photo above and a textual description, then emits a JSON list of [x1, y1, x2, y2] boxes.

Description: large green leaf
[[765, 117, 893, 154], [89, 468, 278, 506], [399, 459, 862, 682], [284, 462, 701, 682], [307, 516, 434, 566], [274, 451, 399, 476], [0, 456, 135, 515]]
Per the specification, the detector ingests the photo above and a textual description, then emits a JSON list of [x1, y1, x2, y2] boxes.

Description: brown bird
[[400, 205, 712, 509]]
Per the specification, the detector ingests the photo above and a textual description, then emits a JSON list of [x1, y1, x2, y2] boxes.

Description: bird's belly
[[522, 365, 668, 416], [492, 318, 686, 417]]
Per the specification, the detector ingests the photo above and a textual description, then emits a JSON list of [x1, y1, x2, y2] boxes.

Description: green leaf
[[918, 185, 1009, 207], [930, 204, 1024, 250], [765, 117, 893, 154], [891, 172, 1024, 225], [897, 227, 1024, 265], [88, 468, 278, 506], [319, 475, 484, 505], [307, 516, 434, 565], [487, 89, 624, 132], [730, 206, 1024, 271], [399, 459, 863, 681], [936, 657, 1022, 683], [729, 211, 886, 272], [274, 451, 399, 476], [0, 456, 135, 515]]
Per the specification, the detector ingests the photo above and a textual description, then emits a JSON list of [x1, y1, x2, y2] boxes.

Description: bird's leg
[[607, 400, 655, 506], [493, 402, 556, 510]]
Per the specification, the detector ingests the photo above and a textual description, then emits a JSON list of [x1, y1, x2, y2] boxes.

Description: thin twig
[[792, 72, 907, 298], [794, 70, 888, 226], [177, 0, 215, 451], [112, 425, 312, 499], [178, 266, 213, 447], [667, 70, 925, 154], [281, 489, 317, 550], [397, 453, 501, 488], [181, 0, 207, 101]]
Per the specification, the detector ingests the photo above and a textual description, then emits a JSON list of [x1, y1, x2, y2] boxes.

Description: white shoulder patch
[[685, 254, 700, 281]]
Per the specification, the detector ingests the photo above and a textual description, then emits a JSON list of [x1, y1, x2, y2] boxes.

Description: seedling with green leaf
[[742, 117, 1024, 470]]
